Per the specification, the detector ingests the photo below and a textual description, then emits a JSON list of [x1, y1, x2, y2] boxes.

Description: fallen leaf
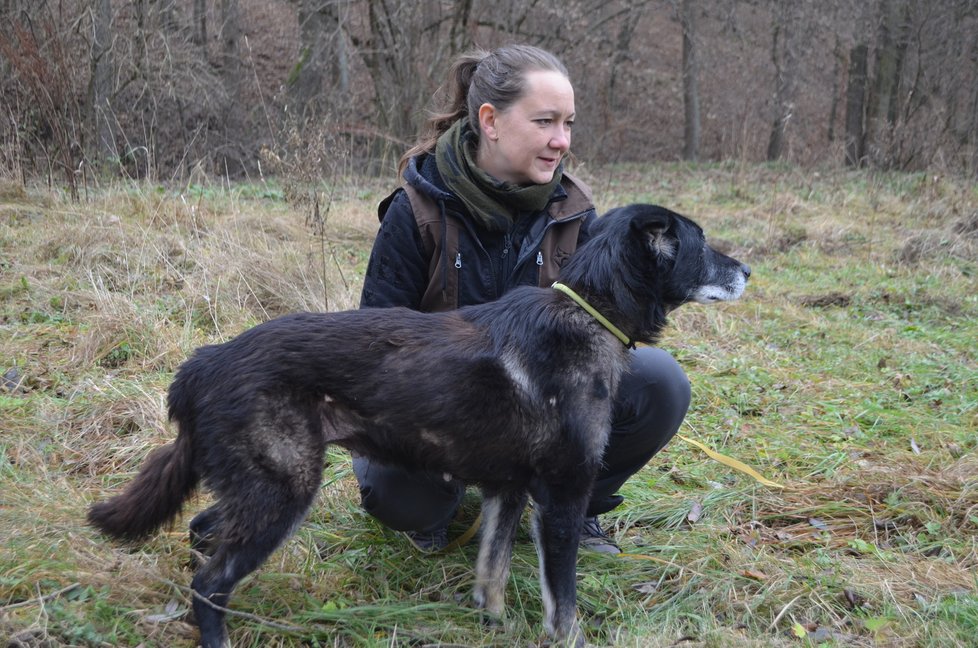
[[910, 438, 921, 454], [687, 500, 703, 523], [791, 622, 807, 638], [741, 569, 768, 581], [843, 588, 865, 609], [808, 517, 829, 531], [632, 582, 659, 595]]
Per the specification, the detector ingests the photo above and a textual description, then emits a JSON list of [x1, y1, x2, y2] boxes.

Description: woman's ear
[[478, 103, 499, 141]]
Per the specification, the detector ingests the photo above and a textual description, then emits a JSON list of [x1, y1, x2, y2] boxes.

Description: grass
[[1, 165, 977, 647]]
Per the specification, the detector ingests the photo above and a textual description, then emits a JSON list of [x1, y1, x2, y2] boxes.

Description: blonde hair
[[398, 44, 569, 176]]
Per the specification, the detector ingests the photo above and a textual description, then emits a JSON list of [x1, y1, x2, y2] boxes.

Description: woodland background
[[2, 0, 978, 198]]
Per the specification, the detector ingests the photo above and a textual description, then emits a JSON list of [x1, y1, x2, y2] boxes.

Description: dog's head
[[622, 205, 750, 309], [559, 204, 750, 344]]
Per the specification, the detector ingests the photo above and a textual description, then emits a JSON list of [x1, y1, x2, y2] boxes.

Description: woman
[[355, 44, 690, 553]]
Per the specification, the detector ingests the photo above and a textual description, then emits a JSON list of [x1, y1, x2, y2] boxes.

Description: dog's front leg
[[530, 490, 588, 647], [473, 488, 527, 624]]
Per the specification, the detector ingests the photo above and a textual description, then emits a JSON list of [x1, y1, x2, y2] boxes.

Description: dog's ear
[[629, 205, 677, 259]]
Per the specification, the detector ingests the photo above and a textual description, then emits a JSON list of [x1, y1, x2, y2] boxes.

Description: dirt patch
[[798, 292, 852, 308]]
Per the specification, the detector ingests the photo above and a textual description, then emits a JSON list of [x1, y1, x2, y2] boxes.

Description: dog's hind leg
[[473, 487, 527, 624], [189, 400, 326, 648], [188, 505, 221, 568], [529, 486, 589, 647], [189, 480, 320, 648]]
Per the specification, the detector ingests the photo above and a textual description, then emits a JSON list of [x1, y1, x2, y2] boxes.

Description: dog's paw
[[186, 548, 210, 571], [474, 586, 506, 630], [551, 618, 586, 648], [479, 610, 504, 630]]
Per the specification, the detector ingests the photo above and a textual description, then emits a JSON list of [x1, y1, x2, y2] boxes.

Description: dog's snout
[[740, 263, 752, 280]]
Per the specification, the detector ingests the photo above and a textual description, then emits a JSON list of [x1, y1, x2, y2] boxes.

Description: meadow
[[1, 164, 976, 647]]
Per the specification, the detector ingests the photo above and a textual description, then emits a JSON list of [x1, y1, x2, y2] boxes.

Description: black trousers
[[353, 346, 691, 533]]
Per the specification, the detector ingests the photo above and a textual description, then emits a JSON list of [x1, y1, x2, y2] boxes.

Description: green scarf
[[435, 119, 562, 231]]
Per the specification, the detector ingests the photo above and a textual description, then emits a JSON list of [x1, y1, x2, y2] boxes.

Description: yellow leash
[[552, 282, 634, 348], [677, 435, 785, 489], [438, 511, 482, 553]]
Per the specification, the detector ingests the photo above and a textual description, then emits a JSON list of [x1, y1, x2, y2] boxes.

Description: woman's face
[[476, 70, 575, 186]]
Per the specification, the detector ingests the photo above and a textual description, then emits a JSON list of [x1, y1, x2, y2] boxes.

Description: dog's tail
[[87, 424, 197, 541]]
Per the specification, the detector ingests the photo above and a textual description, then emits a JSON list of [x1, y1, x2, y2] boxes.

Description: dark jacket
[[361, 153, 597, 312]]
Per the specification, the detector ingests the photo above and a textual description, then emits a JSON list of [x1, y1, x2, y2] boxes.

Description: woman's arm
[[359, 190, 431, 310]]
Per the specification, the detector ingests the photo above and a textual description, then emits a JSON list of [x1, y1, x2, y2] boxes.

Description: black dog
[[88, 205, 749, 647]]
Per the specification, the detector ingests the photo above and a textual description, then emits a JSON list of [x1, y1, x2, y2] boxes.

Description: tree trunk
[[680, 0, 700, 162], [865, 0, 907, 167], [220, 0, 241, 116], [969, 82, 978, 175], [90, 0, 114, 166], [887, 1, 910, 126], [969, 24, 978, 175], [289, 0, 347, 118], [220, 0, 241, 95], [606, 0, 643, 152], [193, 0, 207, 53], [361, 1, 417, 140], [844, 43, 868, 167], [133, 0, 147, 77], [827, 36, 844, 144], [448, 0, 473, 54], [766, 0, 799, 161]]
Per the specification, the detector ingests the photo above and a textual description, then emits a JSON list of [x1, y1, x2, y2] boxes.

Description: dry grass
[[2, 165, 976, 647]]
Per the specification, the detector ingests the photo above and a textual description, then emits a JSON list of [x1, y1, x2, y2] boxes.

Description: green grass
[[1, 167, 977, 646]]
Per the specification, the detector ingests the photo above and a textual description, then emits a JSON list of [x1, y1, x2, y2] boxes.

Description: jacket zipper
[[453, 208, 589, 301], [513, 208, 589, 276]]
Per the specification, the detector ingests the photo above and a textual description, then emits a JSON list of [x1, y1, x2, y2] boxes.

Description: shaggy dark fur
[[88, 205, 750, 648]]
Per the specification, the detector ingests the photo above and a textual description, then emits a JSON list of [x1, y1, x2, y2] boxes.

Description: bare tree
[[193, 0, 207, 53], [827, 35, 844, 145], [220, 0, 241, 117], [288, 0, 349, 118], [968, 31, 978, 174], [680, 0, 701, 161], [607, 1, 643, 116], [844, 40, 869, 167], [349, 1, 476, 159], [0, 15, 84, 198], [90, 0, 114, 167], [865, 0, 909, 167], [766, 0, 800, 161], [4, 0, 978, 183]]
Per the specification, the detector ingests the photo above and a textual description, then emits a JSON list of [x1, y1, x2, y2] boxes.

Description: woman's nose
[[550, 127, 571, 151]]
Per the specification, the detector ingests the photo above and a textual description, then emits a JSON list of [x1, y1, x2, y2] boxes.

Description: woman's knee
[[352, 456, 463, 533], [618, 346, 691, 426], [592, 349, 690, 510]]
